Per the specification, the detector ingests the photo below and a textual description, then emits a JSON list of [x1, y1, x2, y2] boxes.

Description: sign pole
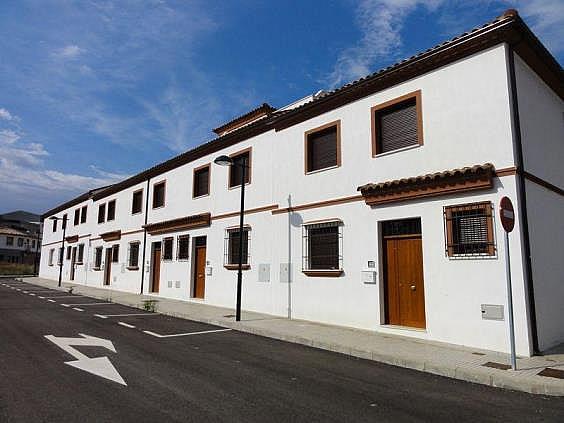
[[504, 230, 517, 370], [500, 196, 517, 370]]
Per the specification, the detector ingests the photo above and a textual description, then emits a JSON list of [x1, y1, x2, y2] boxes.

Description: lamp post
[[49, 216, 67, 287], [214, 154, 247, 322]]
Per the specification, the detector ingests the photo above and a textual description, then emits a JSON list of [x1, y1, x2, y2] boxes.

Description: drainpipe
[[506, 43, 539, 354], [140, 178, 150, 295]]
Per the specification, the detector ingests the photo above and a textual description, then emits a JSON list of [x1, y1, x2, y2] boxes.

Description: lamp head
[[214, 155, 233, 166]]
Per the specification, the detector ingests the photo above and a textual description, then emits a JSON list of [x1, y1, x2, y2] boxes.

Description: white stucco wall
[[38, 44, 540, 354]]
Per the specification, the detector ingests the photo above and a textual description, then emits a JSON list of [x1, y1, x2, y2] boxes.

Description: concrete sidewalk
[[17, 276, 564, 396]]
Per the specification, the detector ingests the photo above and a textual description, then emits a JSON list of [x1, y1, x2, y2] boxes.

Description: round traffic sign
[[500, 196, 515, 232]]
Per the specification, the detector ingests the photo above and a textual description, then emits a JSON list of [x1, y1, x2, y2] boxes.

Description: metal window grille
[[302, 221, 343, 271], [66, 246, 71, 260], [77, 244, 84, 263], [177, 235, 190, 260], [162, 237, 174, 261], [112, 244, 119, 262], [94, 247, 103, 268], [128, 242, 140, 267], [224, 227, 251, 265], [444, 202, 495, 257]]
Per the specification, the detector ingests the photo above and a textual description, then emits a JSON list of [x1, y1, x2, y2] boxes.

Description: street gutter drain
[[482, 361, 511, 370], [223, 314, 236, 318], [538, 368, 564, 379]]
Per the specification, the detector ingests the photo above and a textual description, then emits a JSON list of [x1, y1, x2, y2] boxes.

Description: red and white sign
[[499, 196, 515, 233]]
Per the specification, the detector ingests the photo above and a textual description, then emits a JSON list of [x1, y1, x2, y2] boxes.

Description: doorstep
[[20, 276, 564, 396]]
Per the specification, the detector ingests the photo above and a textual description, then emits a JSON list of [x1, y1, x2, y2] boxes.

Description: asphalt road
[[0, 278, 563, 422]]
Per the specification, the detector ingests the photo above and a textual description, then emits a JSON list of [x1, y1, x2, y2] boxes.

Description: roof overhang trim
[[143, 213, 211, 235], [100, 230, 122, 242]]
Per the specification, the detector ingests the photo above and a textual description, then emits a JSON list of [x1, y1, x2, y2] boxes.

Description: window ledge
[[224, 264, 250, 270], [302, 269, 343, 277], [126, 266, 139, 271], [305, 164, 340, 176], [373, 143, 422, 158]]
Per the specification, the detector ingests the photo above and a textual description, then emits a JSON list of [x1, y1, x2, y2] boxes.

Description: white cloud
[[52, 44, 84, 59], [0, 107, 17, 121], [0, 129, 20, 144]]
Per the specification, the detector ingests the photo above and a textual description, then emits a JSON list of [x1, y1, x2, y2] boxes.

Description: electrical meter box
[[361, 270, 377, 284]]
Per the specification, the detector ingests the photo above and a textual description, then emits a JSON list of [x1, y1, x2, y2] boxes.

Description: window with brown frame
[[225, 227, 250, 266], [80, 205, 87, 224], [131, 190, 143, 214], [128, 242, 140, 268], [94, 247, 103, 269], [98, 204, 106, 224], [74, 209, 80, 226], [229, 150, 251, 188], [303, 221, 343, 272], [112, 244, 119, 262], [153, 181, 166, 208], [77, 244, 85, 264], [107, 200, 116, 221], [193, 165, 210, 197], [444, 202, 495, 257], [305, 121, 341, 173], [66, 246, 72, 260], [372, 91, 422, 156], [177, 235, 190, 260], [162, 237, 173, 261]]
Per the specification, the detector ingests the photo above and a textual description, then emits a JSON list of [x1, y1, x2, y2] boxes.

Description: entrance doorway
[[103, 247, 112, 286], [192, 236, 206, 299], [150, 242, 161, 293], [381, 218, 426, 329], [70, 247, 77, 281]]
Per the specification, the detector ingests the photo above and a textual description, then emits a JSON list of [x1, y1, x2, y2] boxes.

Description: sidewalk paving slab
[[16, 276, 564, 396]]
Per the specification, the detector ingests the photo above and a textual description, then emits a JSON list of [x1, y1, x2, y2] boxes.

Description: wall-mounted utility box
[[258, 264, 270, 283], [279, 263, 291, 283], [481, 304, 504, 320], [362, 270, 377, 284]]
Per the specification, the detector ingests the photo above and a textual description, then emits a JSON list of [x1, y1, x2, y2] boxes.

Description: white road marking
[[61, 304, 70, 307], [118, 322, 135, 329], [22, 290, 28, 293], [95, 313, 158, 318], [60, 303, 113, 307], [29, 293, 36, 296], [143, 328, 232, 338], [38, 296, 45, 299], [43, 296, 85, 299], [73, 308, 84, 312], [47, 299, 56, 302], [44, 333, 126, 386]]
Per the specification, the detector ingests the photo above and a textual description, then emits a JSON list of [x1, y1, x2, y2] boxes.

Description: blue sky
[[0, 0, 562, 214]]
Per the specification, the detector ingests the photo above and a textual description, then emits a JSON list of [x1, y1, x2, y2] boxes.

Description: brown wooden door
[[193, 246, 206, 299], [104, 248, 112, 286], [151, 243, 161, 293], [384, 236, 426, 328], [70, 247, 77, 281]]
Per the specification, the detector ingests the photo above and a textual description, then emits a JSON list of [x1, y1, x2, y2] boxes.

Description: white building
[[39, 10, 563, 357]]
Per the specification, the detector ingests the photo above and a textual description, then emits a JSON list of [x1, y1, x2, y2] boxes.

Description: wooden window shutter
[[229, 152, 250, 187], [375, 96, 419, 154], [194, 166, 210, 197], [307, 125, 338, 172]]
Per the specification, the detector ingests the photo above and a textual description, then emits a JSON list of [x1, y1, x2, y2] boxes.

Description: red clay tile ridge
[[213, 103, 276, 137]]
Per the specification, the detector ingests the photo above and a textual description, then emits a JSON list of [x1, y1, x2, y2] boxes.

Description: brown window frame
[[77, 244, 85, 264], [228, 147, 252, 189], [162, 237, 174, 261], [193, 164, 211, 198], [98, 204, 106, 224], [444, 201, 496, 258], [131, 189, 143, 215], [127, 241, 140, 269], [177, 235, 190, 261], [80, 206, 87, 224], [93, 247, 103, 269], [371, 90, 423, 157], [107, 199, 116, 221], [111, 244, 120, 263], [74, 208, 80, 226], [304, 120, 341, 174], [152, 180, 166, 209], [302, 219, 343, 276], [224, 226, 251, 269]]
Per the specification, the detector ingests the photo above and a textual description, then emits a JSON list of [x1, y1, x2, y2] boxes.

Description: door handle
[[410, 285, 416, 291], [198, 274, 203, 277]]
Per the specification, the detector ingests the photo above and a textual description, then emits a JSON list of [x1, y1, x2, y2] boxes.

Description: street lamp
[[49, 215, 68, 287], [214, 154, 248, 322]]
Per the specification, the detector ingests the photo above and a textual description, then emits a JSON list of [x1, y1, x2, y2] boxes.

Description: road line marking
[[61, 304, 70, 307], [43, 296, 85, 299], [38, 296, 45, 299], [143, 328, 232, 338], [73, 308, 84, 312], [47, 299, 56, 302], [60, 303, 113, 307], [118, 322, 135, 329], [95, 313, 158, 318], [22, 290, 28, 293], [29, 293, 36, 296]]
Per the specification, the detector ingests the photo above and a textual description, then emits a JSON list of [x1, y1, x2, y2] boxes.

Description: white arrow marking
[[44, 333, 126, 386]]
